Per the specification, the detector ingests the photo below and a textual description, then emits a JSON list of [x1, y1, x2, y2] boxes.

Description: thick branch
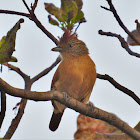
[[2, 63, 31, 139], [3, 99, 27, 139], [98, 30, 140, 58], [0, 78, 140, 139], [97, 73, 140, 105], [104, 0, 140, 45]]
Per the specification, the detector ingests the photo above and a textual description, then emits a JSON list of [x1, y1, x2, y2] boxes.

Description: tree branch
[[22, 0, 31, 13], [98, 30, 140, 58], [3, 99, 27, 139], [31, 0, 39, 12], [31, 56, 61, 84], [0, 9, 59, 45], [3, 63, 30, 81], [0, 90, 6, 129], [0, 10, 30, 18], [102, 0, 140, 45], [0, 78, 139, 139], [97, 73, 140, 105], [2, 63, 31, 139]]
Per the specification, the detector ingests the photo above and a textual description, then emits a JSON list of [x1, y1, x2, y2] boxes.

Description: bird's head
[[52, 30, 89, 59]]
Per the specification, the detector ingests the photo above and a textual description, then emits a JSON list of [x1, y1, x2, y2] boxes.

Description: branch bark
[[98, 30, 140, 58], [103, 0, 140, 45], [0, 90, 6, 129], [31, 56, 61, 84], [3, 69, 30, 139], [97, 73, 140, 105], [0, 78, 139, 139]]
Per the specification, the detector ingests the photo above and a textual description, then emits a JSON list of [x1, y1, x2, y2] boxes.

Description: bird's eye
[[68, 44, 72, 48]]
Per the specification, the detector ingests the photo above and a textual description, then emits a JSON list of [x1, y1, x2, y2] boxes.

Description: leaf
[[44, 0, 85, 31], [44, 3, 64, 22], [74, 114, 131, 140], [127, 30, 140, 45], [61, 0, 78, 22], [0, 18, 24, 64], [48, 15, 59, 26], [127, 20, 140, 46], [74, 0, 83, 11], [74, 11, 84, 23]]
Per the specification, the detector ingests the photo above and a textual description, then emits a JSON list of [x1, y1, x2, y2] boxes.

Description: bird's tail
[[49, 111, 64, 131]]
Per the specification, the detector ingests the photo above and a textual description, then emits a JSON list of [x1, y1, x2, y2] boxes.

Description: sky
[[0, 0, 140, 139]]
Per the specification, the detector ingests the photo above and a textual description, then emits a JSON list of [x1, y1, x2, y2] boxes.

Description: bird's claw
[[62, 92, 69, 101], [87, 101, 94, 111]]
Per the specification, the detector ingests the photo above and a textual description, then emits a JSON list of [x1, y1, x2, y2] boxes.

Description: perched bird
[[49, 30, 96, 131]]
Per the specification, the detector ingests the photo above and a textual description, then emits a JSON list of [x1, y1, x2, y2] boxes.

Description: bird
[[49, 30, 96, 131]]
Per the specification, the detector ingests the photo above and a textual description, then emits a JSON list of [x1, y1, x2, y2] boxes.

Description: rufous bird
[[49, 30, 96, 131]]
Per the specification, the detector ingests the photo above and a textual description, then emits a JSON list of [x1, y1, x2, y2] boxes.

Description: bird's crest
[[60, 30, 77, 44]]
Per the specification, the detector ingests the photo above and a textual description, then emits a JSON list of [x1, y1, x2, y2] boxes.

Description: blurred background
[[0, 0, 140, 139]]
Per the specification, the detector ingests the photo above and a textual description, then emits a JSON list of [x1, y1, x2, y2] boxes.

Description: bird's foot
[[62, 92, 69, 101], [87, 101, 94, 112]]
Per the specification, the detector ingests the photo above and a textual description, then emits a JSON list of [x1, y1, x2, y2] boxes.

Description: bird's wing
[[51, 67, 59, 90]]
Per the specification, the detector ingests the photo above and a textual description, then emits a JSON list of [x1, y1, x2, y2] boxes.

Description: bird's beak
[[51, 47, 65, 52]]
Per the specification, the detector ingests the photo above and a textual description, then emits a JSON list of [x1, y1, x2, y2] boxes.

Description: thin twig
[[103, 0, 140, 45], [0, 79, 139, 139], [0, 9, 59, 46], [3, 63, 30, 80], [30, 13, 59, 45], [97, 73, 140, 105], [0, 90, 6, 129], [31, 56, 61, 84], [0, 10, 30, 18], [31, 0, 39, 12], [22, 0, 31, 13], [98, 30, 140, 58], [100, 6, 111, 11]]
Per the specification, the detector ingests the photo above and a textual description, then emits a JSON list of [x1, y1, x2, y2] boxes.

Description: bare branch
[[0, 90, 6, 129], [3, 63, 30, 81], [103, 0, 140, 45], [3, 99, 27, 139], [0, 9, 59, 45], [30, 13, 59, 45], [31, 56, 61, 84], [98, 30, 140, 58], [31, 0, 39, 12], [2, 63, 31, 139], [97, 73, 140, 105], [100, 6, 111, 11], [0, 78, 139, 139], [0, 10, 30, 18], [22, 0, 31, 13]]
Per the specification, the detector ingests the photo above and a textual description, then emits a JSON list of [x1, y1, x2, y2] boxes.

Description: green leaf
[[61, 0, 78, 22], [74, 0, 83, 11], [44, 3, 64, 22], [74, 10, 84, 23], [48, 15, 59, 26], [0, 18, 24, 64]]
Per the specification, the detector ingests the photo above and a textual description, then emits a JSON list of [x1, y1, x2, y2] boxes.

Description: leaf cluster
[[44, 0, 86, 31]]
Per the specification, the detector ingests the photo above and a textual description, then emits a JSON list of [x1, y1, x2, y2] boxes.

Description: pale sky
[[0, 0, 140, 139]]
